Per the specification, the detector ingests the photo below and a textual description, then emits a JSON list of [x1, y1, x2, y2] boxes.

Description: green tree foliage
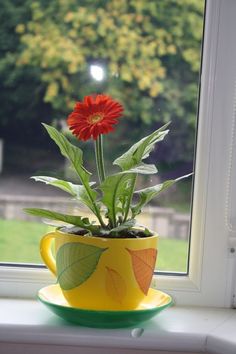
[[0, 0, 53, 145], [1, 0, 204, 163]]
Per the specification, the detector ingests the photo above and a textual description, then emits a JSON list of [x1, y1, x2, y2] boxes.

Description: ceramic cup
[[40, 228, 158, 310]]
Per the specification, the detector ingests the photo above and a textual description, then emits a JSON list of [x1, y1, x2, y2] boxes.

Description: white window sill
[[0, 298, 235, 354]]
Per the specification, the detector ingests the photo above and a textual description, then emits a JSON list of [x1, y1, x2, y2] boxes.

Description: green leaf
[[43, 124, 91, 184], [42, 124, 99, 216], [114, 122, 170, 171], [100, 161, 157, 227], [143, 228, 153, 237], [122, 163, 157, 175], [31, 176, 96, 212], [57, 242, 107, 290], [24, 208, 98, 233], [110, 219, 136, 233], [132, 173, 192, 217], [100, 173, 135, 227]]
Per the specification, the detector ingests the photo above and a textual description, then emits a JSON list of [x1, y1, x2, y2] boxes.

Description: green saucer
[[38, 284, 173, 328]]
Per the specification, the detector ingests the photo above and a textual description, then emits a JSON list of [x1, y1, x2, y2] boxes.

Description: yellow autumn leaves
[[14, 0, 204, 116], [106, 248, 157, 304], [15, 0, 178, 105]]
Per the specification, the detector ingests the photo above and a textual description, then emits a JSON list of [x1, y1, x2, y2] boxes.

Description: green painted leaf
[[42, 124, 98, 215], [24, 208, 99, 233], [56, 242, 107, 290], [113, 123, 170, 171], [131, 173, 192, 217]]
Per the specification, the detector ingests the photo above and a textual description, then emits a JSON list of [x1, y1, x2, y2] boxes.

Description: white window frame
[[1, 0, 236, 307]]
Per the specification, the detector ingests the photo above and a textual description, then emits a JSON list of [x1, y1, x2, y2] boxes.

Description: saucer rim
[[38, 284, 173, 314]]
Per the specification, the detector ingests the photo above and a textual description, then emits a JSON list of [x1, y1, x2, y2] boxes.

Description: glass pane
[[0, 0, 205, 272]]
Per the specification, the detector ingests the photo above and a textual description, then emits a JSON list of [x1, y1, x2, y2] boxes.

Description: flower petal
[[67, 94, 124, 141]]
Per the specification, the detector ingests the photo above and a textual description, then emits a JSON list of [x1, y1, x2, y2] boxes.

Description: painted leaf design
[[127, 248, 157, 295], [105, 267, 127, 304], [56, 242, 107, 290]]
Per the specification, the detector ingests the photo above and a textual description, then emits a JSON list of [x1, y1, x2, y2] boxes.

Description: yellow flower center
[[89, 113, 104, 124]]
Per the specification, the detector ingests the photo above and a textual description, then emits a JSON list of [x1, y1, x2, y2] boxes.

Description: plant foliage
[[25, 121, 191, 237]]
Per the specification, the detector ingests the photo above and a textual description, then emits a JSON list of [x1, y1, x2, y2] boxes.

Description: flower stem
[[95, 135, 106, 184]]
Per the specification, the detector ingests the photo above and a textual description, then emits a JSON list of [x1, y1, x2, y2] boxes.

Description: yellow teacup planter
[[25, 98, 190, 319], [40, 228, 158, 310]]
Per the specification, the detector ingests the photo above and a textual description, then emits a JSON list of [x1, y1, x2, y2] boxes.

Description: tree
[[1, 0, 204, 164], [0, 0, 52, 145]]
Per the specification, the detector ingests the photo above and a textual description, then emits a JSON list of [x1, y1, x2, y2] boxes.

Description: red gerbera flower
[[67, 94, 124, 141]]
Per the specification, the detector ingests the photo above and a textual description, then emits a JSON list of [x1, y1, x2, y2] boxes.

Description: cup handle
[[40, 231, 57, 276]]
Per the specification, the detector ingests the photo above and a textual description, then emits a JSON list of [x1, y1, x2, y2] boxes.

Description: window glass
[[0, 0, 205, 272]]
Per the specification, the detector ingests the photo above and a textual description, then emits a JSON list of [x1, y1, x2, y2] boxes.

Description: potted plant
[[25, 94, 190, 311]]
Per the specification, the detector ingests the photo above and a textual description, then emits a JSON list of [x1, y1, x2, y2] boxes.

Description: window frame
[[1, 0, 236, 307]]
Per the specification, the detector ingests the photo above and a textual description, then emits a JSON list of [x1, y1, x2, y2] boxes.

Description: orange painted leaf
[[127, 248, 157, 295], [105, 267, 127, 304]]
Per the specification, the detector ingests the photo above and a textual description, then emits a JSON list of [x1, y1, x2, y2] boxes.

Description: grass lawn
[[0, 219, 189, 272], [0, 219, 49, 263], [157, 237, 189, 272]]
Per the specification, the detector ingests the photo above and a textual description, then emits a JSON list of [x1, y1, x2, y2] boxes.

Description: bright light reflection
[[90, 64, 105, 81]]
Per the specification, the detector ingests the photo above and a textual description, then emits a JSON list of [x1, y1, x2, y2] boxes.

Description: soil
[[60, 226, 154, 239]]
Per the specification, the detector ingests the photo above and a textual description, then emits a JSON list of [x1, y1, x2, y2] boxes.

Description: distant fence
[[0, 195, 190, 240]]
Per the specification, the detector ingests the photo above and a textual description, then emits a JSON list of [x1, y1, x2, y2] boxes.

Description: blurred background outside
[[0, 0, 205, 272]]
